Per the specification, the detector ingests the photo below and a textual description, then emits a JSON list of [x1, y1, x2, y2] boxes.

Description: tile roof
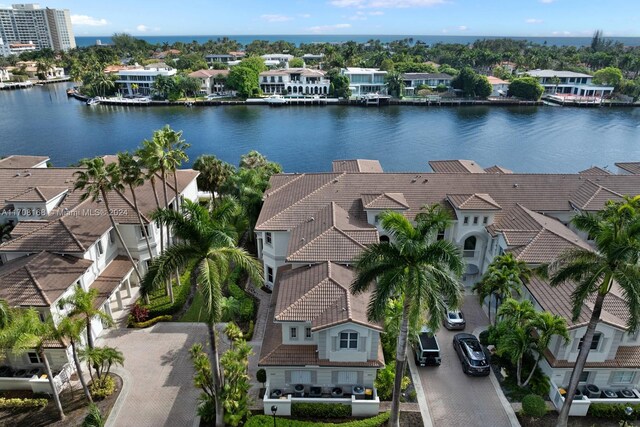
[[402, 73, 453, 80], [429, 160, 486, 174], [361, 193, 409, 210], [484, 165, 513, 174], [447, 193, 501, 211], [486, 76, 509, 85], [90, 256, 134, 309], [579, 166, 611, 175], [274, 262, 381, 331], [0, 252, 93, 306], [616, 162, 640, 175], [188, 69, 229, 79], [6, 187, 67, 203], [0, 155, 49, 169], [570, 179, 624, 211], [332, 159, 383, 173], [287, 202, 378, 263], [545, 345, 640, 368]]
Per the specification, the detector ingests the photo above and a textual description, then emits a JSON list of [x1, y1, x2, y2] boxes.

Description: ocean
[[75, 34, 640, 48]]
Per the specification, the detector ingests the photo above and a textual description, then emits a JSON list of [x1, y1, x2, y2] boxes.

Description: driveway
[[97, 322, 209, 427], [416, 294, 518, 427]]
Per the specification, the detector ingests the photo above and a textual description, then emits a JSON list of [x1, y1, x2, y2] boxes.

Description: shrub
[[521, 394, 547, 418], [374, 363, 410, 401], [588, 403, 640, 419], [292, 402, 351, 418], [145, 267, 192, 318], [244, 412, 390, 427], [478, 329, 491, 346], [129, 315, 173, 328], [0, 397, 48, 409], [90, 375, 116, 400], [130, 303, 149, 323], [256, 368, 266, 387], [83, 403, 105, 427], [245, 320, 255, 340]]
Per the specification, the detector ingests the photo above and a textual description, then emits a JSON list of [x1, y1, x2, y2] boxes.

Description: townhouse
[[259, 68, 330, 96], [0, 155, 198, 393], [255, 157, 640, 415]]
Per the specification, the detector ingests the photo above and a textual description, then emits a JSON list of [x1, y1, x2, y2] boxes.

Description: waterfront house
[[0, 155, 198, 394], [0, 66, 10, 83], [261, 54, 294, 68], [188, 69, 231, 95], [340, 68, 388, 97], [259, 68, 330, 96], [205, 51, 245, 66], [486, 76, 510, 97], [115, 63, 177, 96], [255, 157, 640, 415], [522, 69, 614, 98], [11, 61, 64, 80], [152, 49, 181, 60], [402, 72, 453, 96]]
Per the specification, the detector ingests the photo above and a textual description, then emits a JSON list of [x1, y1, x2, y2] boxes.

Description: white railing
[[263, 385, 380, 417]]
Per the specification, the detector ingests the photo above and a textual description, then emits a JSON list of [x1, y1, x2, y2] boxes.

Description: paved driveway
[[98, 322, 209, 427], [417, 294, 517, 427]]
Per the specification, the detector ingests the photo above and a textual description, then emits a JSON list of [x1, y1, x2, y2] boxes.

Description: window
[[374, 215, 379, 224], [305, 327, 312, 339], [579, 371, 591, 383], [291, 370, 311, 384], [265, 232, 272, 245], [463, 236, 477, 258], [109, 229, 116, 244], [290, 327, 297, 340], [483, 216, 488, 225], [138, 225, 150, 239], [380, 235, 390, 243], [490, 238, 495, 252], [337, 371, 357, 384], [267, 266, 274, 283], [436, 229, 445, 241], [578, 333, 602, 351], [97, 240, 104, 255], [612, 371, 635, 384], [28, 352, 41, 364], [339, 332, 358, 349], [473, 216, 479, 225], [463, 216, 469, 225]]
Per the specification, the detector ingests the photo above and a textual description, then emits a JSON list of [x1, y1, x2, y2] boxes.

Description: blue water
[[1, 83, 639, 173], [76, 35, 640, 48]]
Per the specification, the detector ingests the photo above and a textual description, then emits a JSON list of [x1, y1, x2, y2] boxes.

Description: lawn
[[179, 291, 207, 322]]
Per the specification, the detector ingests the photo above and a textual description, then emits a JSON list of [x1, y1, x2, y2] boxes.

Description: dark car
[[452, 333, 490, 376]]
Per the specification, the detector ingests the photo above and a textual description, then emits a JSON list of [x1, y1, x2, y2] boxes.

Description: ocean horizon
[[75, 34, 640, 48]]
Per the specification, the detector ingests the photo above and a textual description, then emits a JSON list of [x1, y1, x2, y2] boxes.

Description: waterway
[[1, 83, 639, 173]]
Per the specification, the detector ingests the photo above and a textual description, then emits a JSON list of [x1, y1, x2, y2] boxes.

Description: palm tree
[[351, 205, 464, 427], [74, 157, 142, 282], [0, 222, 13, 243], [548, 198, 640, 427], [163, 128, 190, 212], [193, 155, 235, 205], [117, 152, 154, 261], [57, 285, 113, 350], [79, 346, 124, 386], [385, 71, 405, 98], [523, 311, 568, 387], [55, 316, 93, 403], [0, 309, 65, 420], [140, 200, 262, 427]]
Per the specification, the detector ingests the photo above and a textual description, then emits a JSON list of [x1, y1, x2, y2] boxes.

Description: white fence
[[263, 385, 380, 417], [549, 382, 640, 416]]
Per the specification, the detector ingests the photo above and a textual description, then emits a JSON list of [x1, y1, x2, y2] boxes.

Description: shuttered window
[[337, 371, 357, 384]]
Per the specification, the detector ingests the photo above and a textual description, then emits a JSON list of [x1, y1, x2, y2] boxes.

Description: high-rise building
[[0, 4, 75, 56]]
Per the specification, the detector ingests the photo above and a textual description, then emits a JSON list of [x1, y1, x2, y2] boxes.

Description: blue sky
[[16, 0, 640, 37]]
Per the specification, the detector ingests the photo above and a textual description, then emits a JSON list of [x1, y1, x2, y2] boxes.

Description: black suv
[[453, 333, 490, 376]]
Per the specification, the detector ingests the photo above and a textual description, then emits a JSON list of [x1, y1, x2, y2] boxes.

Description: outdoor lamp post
[[271, 405, 278, 427]]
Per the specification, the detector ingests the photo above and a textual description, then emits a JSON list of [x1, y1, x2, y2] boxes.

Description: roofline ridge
[[24, 263, 52, 306], [287, 224, 335, 260], [334, 227, 368, 249], [264, 173, 307, 197], [0, 217, 54, 249], [276, 272, 332, 319], [58, 218, 86, 251], [33, 187, 46, 202]]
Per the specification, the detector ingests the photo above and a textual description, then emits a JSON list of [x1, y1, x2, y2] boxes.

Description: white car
[[443, 309, 466, 330]]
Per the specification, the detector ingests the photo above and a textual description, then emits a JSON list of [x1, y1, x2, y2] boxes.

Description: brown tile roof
[[274, 262, 381, 331], [579, 166, 611, 175], [9, 221, 48, 238], [6, 187, 68, 203], [188, 69, 229, 79], [332, 160, 383, 173], [545, 345, 640, 368], [616, 162, 640, 175], [429, 160, 486, 174], [484, 165, 513, 174], [0, 252, 92, 306], [447, 193, 501, 211], [487, 76, 509, 85], [361, 193, 409, 210], [0, 156, 49, 169], [287, 203, 377, 263], [260, 68, 326, 77], [90, 256, 134, 309], [570, 179, 624, 211]]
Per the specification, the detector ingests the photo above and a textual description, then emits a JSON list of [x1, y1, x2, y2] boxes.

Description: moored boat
[[86, 97, 101, 106], [265, 94, 287, 105]]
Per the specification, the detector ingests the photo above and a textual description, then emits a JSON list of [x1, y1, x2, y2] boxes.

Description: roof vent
[[411, 178, 417, 183], [308, 216, 314, 222], [423, 179, 428, 183], [301, 238, 305, 242], [25, 172, 31, 177], [333, 178, 339, 183], [14, 173, 20, 177], [513, 183, 519, 188]]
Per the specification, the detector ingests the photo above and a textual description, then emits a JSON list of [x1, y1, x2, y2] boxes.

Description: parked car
[[453, 333, 490, 376], [443, 309, 465, 330], [413, 327, 441, 366]]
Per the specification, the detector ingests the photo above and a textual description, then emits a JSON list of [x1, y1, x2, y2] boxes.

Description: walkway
[[98, 322, 209, 427], [417, 293, 519, 427]]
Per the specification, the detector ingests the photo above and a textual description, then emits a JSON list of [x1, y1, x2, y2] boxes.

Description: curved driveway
[[417, 294, 518, 427]]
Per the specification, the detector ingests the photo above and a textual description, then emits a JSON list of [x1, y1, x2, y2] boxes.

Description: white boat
[[265, 94, 287, 105], [86, 97, 101, 106]]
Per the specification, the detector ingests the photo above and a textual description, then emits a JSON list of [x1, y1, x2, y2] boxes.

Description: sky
[[7, 0, 639, 37]]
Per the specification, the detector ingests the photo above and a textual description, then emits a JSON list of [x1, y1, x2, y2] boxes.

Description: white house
[[259, 68, 330, 96], [188, 69, 231, 95], [340, 68, 387, 97], [486, 76, 510, 97], [522, 69, 614, 98], [402, 72, 453, 96], [116, 63, 177, 96], [261, 54, 294, 68]]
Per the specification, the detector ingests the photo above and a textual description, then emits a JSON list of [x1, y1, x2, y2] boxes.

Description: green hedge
[[129, 315, 173, 328], [144, 265, 193, 318], [588, 402, 640, 419], [521, 394, 547, 418], [292, 402, 351, 418], [0, 397, 48, 409], [244, 412, 389, 427], [227, 282, 255, 322]]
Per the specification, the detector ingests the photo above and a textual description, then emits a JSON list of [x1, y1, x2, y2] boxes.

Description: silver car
[[443, 309, 466, 330]]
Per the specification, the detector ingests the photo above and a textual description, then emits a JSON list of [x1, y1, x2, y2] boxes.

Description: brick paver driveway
[[98, 322, 209, 427], [417, 294, 515, 427]]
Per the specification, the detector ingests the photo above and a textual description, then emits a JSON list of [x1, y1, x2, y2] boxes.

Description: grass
[[179, 291, 207, 322]]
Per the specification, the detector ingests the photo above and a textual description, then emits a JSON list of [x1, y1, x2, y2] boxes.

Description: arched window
[[463, 236, 476, 257], [380, 235, 390, 243]]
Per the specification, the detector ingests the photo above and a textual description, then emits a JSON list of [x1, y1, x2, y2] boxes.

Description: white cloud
[[71, 14, 108, 26], [552, 30, 571, 35], [331, 0, 444, 8], [458, 25, 467, 31], [369, 11, 384, 15], [539, 0, 555, 3], [136, 24, 150, 32], [349, 11, 367, 20], [261, 14, 293, 22], [525, 18, 543, 24], [299, 13, 312, 18], [307, 23, 352, 33]]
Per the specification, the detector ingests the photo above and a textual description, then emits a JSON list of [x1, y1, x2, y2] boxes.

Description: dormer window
[[339, 331, 358, 349], [265, 232, 272, 245]]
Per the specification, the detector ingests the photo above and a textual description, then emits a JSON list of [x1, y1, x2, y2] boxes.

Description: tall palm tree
[[549, 198, 640, 427], [74, 157, 142, 282], [140, 200, 262, 427], [351, 205, 464, 427], [523, 311, 568, 387], [192, 155, 235, 206], [136, 138, 164, 251], [162, 127, 190, 212], [0, 309, 65, 420], [57, 285, 113, 350], [55, 316, 93, 403], [117, 152, 154, 261]]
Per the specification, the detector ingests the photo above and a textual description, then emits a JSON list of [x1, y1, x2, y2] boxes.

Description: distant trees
[[592, 66, 623, 88], [508, 76, 545, 100], [327, 68, 351, 98], [451, 67, 491, 98], [289, 57, 304, 68], [227, 67, 260, 98]]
